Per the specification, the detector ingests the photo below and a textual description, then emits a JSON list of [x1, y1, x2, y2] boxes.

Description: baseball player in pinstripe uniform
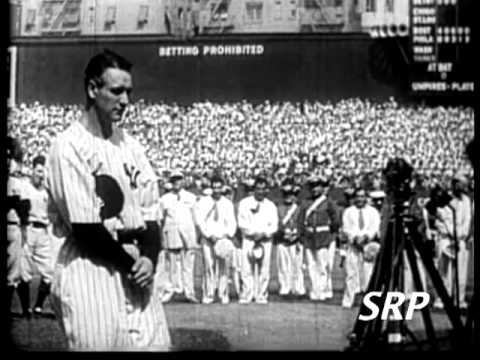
[[7, 137, 33, 318], [21, 155, 57, 315], [46, 50, 171, 350]]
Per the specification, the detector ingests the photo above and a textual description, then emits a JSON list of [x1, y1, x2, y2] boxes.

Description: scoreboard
[[409, 0, 474, 96]]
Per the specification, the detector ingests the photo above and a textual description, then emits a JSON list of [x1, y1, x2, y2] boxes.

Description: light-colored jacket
[[449, 194, 472, 241], [194, 195, 237, 241], [342, 204, 381, 242], [158, 189, 197, 249], [237, 196, 278, 240]]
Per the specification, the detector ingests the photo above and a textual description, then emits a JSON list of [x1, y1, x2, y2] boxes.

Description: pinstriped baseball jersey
[[47, 116, 170, 350], [21, 181, 54, 282], [7, 175, 32, 286]]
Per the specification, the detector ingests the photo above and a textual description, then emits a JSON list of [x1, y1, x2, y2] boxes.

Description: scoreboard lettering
[[409, 0, 474, 96]]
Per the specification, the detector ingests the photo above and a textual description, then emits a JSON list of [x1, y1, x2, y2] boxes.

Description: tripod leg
[[364, 224, 399, 348], [410, 231, 466, 344], [465, 293, 475, 345], [350, 228, 392, 346], [404, 237, 437, 350]]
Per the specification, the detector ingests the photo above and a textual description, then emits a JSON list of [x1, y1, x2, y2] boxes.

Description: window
[[88, 6, 95, 26], [245, 2, 263, 23], [366, 0, 376, 12], [104, 6, 116, 31], [62, 0, 81, 28], [304, 0, 319, 9], [385, 0, 394, 12], [25, 9, 36, 31], [274, 0, 282, 20], [289, 0, 297, 19], [137, 5, 149, 29]]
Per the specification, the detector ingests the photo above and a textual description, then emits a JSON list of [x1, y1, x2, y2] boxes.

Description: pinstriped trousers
[[51, 240, 171, 351]]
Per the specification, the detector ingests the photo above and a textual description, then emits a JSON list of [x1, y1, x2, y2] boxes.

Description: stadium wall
[[13, 34, 399, 105]]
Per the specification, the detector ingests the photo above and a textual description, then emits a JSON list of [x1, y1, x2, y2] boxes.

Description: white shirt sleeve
[[342, 207, 356, 241], [224, 199, 237, 238], [264, 201, 278, 237], [194, 197, 211, 239], [237, 198, 254, 237], [364, 206, 380, 240], [436, 207, 454, 238]]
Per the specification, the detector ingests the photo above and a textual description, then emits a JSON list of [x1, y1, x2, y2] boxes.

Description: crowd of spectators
[[7, 98, 474, 192]]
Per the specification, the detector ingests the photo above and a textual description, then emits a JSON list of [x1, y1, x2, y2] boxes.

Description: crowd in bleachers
[[7, 98, 474, 191], [7, 98, 474, 311]]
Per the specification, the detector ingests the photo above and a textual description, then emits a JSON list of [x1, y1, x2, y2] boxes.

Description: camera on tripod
[[346, 157, 467, 351]]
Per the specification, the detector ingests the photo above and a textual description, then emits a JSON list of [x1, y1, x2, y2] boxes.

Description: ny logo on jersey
[[124, 163, 141, 189]]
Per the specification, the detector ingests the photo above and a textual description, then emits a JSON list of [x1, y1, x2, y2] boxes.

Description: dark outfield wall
[[14, 34, 400, 105]]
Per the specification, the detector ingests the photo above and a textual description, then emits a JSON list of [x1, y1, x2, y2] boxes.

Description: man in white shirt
[[237, 176, 278, 304], [195, 176, 237, 304], [341, 187, 381, 308], [157, 171, 199, 303], [435, 172, 472, 309]]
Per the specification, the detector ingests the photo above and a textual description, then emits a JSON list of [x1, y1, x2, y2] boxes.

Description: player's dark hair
[[84, 49, 132, 105], [210, 175, 224, 186], [254, 176, 268, 188], [353, 187, 367, 197], [32, 155, 46, 168]]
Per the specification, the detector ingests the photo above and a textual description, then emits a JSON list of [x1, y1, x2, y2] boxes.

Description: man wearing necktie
[[157, 171, 198, 303], [341, 187, 381, 308], [237, 176, 278, 304], [194, 176, 237, 304]]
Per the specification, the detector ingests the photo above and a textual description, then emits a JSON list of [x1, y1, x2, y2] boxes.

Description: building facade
[[11, 0, 411, 37]]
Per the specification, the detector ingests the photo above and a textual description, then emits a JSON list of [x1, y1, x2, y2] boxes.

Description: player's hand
[[130, 256, 154, 288], [103, 217, 124, 241]]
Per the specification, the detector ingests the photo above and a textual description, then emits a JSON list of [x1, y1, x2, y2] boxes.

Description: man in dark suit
[[274, 178, 305, 298], [299, 175, 340, 301]]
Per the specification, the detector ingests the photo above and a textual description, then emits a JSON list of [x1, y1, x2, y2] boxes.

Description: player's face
[[354, 190, 367, 208], [284, 193, 295, 205], [171, 178, 184, 193], [211, 181, 223, 200], [32, 164, 45, 186], [311, 184, 325, 198], [452, 180, 466, 196], [92, 68, 132, 123], [254, 182, 268, 201]]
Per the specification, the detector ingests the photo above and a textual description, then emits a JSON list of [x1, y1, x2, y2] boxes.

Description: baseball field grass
[[9, 248, 474, 351]]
